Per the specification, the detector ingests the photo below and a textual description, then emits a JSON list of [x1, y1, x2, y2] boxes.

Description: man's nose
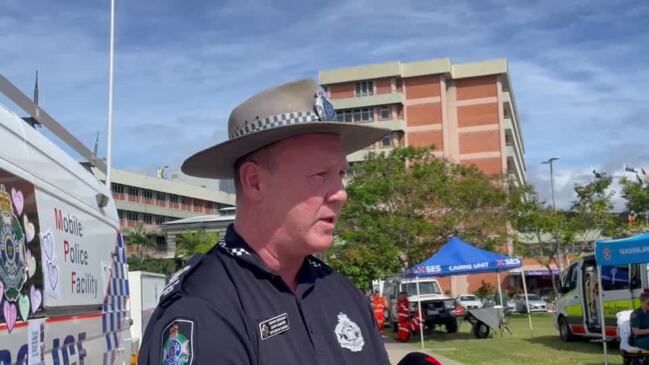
[[327, 179, 347, 204]]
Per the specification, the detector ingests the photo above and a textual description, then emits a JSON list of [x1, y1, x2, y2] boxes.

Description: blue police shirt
[[138, 225, 390, 364]]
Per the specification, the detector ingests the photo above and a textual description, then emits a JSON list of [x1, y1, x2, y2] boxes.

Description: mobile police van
[[0, 75, 131, 364], [554, 253, 647, 342]]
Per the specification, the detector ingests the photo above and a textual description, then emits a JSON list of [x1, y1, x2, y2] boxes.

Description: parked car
[[456, 294, 483, 310], [513, 293, 548, 313]]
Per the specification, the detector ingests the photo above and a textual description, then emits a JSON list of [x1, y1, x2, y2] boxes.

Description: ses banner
[[595, 234, 649, 266]]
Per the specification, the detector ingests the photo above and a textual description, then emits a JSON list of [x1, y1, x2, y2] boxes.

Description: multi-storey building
[[319, 58, 526, 187], [320, 58, 531, 295], [93, 168, 235, 257]]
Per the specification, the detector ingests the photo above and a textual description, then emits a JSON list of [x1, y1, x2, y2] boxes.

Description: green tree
[[509, 184, 576, 294], [124, 223, 153, 258], [571, 176, 620, 244], [620, 176, 649, 230], [127, 255, 178, 276], [175, 230, 219, 258], [327, 146, 511, 288]]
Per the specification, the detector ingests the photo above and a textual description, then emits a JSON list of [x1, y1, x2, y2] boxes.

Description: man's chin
[[305, 235, 334, 253]]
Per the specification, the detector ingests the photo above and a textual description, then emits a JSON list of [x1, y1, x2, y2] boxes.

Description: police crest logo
[[161, 319, 194, 365], [334, 312, 364, 352], [0, 184, 28, 302]]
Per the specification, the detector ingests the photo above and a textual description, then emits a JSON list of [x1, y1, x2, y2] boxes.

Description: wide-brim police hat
[[181, 79, 390, 179]]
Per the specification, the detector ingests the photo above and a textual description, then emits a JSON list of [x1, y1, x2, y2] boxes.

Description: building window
[[170, 195, 180, 204], [142, 190, 153, 200], [118, 210, 124, 219], [155, 192, 166, 201], [112, 183, 124, 194], [156, 236, 166, 248], [127, 186, 139, 197], [126, 211, 139, 221], [379, 106, 391, 120], [355, 80, 374, 97], [143, 214, 153, 224], [382, 134, 391, 148], [337, 108, 373, 123]]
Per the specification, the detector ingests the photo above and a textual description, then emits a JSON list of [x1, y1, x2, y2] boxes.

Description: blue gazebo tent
[[594, 233, 649, 365], [407, 236, 532, 346], [408, 236, 523, 277]]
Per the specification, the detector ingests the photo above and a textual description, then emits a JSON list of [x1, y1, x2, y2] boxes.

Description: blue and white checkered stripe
[[101, 232, 130, 355], [230, 110, 346, 139]]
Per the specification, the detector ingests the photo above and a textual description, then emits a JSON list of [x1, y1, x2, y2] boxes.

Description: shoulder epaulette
[[159, 254, 204, 307], [306, 255, 329, 270]]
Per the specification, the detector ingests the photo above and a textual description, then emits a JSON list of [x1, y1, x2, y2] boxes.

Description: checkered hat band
[[230, 111, 341, 139]]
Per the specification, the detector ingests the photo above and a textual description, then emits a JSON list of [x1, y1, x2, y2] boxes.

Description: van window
[[562, 263, 578, 291], [402, 281, 441, 296], [601, 265, 641, 291]]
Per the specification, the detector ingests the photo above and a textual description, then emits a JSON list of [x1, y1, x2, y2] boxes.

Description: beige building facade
[[319, 58, 526, 187]]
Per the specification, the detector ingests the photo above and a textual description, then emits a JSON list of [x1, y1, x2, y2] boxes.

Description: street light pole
[[542, 157, 560, 210], [542, 157, 561, 270]]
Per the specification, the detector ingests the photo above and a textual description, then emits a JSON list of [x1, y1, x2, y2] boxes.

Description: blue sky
[[1, 0, 648, 209]]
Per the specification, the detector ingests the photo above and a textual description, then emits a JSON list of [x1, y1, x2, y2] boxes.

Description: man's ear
[[239, 161, 264, 201]]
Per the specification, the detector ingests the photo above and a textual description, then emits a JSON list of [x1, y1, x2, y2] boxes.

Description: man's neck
[[233, 221, 305, 292]]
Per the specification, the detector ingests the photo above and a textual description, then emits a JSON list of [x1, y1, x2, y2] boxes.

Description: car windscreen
[[460, 295, 476, 301], [403, 281, 441, 296], [526, 294, 541, 300]]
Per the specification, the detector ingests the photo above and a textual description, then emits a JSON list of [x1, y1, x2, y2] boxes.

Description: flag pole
[[416, 276, 424, 349], [106, 0, 115, 190]]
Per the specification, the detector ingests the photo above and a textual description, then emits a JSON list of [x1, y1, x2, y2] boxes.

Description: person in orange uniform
[[411, 306, 424, 334], [371, 290, 387, 333], [396, 291, 411, 342]]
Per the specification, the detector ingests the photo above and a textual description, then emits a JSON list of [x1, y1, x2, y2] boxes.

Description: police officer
[[138, 80, 391, 364]]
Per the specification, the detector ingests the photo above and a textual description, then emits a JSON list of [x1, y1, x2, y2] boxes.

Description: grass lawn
[[396, 313, 623, 365]]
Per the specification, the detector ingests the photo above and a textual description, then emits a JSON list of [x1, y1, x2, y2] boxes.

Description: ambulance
[[0, 74, 131, 364], [554, 253, 647, 342]]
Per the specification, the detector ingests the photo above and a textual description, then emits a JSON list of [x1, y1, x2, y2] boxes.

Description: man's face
[[262, 133, 348, 257], [642, 298, 649, 311]]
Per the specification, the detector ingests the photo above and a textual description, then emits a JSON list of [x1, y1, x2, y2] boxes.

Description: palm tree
[[175, 230, 219, 258], [124, 223, 153, 258]]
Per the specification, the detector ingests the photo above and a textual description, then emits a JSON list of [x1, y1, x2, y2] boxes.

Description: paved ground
[[383, 336, 464, 365]]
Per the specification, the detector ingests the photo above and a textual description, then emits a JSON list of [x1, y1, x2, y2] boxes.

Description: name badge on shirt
[[258, 313, 290, 340]]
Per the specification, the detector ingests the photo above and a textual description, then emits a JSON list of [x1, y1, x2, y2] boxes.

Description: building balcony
[[506, 146, 526, 187], [115, 200, 204, 219], [352, 119, 405, 131], [347, 147, 394, 163], [330, 92, 404, 110], [504, 122, 526, 173]]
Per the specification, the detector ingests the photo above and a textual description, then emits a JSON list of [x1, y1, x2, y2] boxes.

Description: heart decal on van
[[11, 188, 23, 216], [3, 301, 17, 333], [48, 262, 59, 291], [42, 232, 54, 261], [23, 214, 35, 243], [30, 285, 41, 313]]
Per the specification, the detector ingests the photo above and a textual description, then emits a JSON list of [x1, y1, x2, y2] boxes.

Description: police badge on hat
[[313, 87, 337, 122], [334, 312, 364, 352]]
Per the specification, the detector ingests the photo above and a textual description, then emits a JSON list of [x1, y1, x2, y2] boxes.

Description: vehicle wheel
[[445, 319, 458, 334], [473, 322, 490, 338], [559, 317, 576, 342]]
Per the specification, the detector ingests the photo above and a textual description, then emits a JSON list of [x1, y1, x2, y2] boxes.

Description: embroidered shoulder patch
[[161, 319, 194, 365], [160, 255, 204, 306]]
